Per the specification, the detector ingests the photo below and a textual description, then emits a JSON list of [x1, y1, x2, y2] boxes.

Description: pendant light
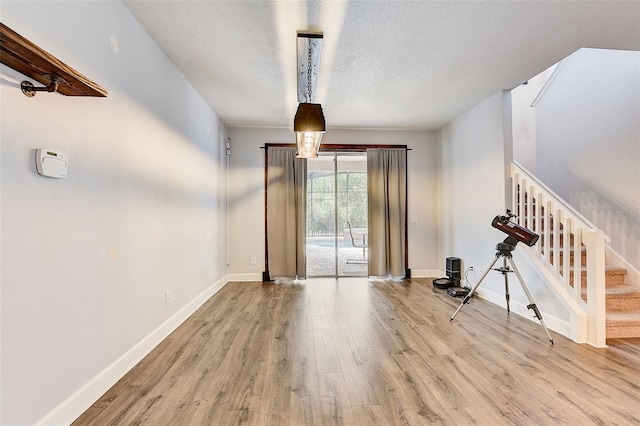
[[295, 33, 325, 158]]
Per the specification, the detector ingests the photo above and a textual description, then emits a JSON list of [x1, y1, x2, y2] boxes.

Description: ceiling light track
[[295, 32, 325, 158]]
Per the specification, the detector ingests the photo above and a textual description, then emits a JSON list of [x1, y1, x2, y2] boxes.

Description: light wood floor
[[74, 278, 640, 425]]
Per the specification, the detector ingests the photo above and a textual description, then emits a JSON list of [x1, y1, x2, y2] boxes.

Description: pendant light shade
[[294, 102, 325, 158], [295, 33, 325, 159]]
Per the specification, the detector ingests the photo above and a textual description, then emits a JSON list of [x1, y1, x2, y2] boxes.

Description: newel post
[[584, 229, 607, 347]]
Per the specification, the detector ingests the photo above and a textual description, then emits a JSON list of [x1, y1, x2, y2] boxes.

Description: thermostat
[[35, 148, 68, 178]]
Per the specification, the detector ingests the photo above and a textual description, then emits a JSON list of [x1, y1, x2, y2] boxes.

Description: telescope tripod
[[449, 238, 554, 345]]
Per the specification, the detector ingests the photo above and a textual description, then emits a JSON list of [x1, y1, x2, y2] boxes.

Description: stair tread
[[605, 285, 640, 297], [605, 265, 628, 274], [607, 311, 640, 325], [580, 283, 639, 296]]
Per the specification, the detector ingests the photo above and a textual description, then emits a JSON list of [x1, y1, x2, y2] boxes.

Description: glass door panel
[[306, 152, 368, 277], [306, 154, 336, 277], [337, 154, 367, 277]]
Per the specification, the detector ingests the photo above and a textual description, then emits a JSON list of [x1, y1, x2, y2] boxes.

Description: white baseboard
[[410, 269, 443, 278], [36, 276, 229, 426], [226, 273, 264, 282], [227, 272, 443, 281]]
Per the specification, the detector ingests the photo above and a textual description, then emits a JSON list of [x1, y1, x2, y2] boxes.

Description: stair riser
[[549, 250, 587, 267], [570, 271, 627, 287], [523, 219, 547, 232], [606, 325, 640, 339], [540, 233, 575, 247], [524, 218, 560, 231], [607, 297, 640, 312]]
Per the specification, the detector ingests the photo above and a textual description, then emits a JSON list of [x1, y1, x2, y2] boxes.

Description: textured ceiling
[[123, 1, 640, 131]]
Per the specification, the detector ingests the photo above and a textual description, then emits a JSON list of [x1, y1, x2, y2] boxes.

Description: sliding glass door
[[306, 152, 367, 277]]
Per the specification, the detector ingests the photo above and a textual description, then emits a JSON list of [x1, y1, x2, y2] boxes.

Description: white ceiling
[[123, 1, 640, 131]]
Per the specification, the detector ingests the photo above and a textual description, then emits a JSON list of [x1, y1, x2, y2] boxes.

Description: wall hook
[[21, 74, 65, 97]]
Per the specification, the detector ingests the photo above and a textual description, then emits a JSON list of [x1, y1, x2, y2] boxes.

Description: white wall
[[536, 48, 640, 273], [1, 2, 227, 425], [438, 91, 571, 339], [511, 63, 558, 173], [226, 127, 440, 279], [438, 92, 508, 286]]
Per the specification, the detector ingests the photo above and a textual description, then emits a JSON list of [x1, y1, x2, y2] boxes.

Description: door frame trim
[[263, 143, 409, 281]]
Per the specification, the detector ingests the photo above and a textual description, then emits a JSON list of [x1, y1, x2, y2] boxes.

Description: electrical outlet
[[251, 257, 257, 265], [165, 290, 171, 305]]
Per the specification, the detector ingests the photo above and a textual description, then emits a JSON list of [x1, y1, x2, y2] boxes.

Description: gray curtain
[[266, 147, 307, 279], [367, 148, 407, 278]]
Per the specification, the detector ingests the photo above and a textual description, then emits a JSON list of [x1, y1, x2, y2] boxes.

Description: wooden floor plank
[[317, 372, 355, 425], [73, 277, 640, 425], [312, 316, 342, 374], [331, 325, 380, 407]]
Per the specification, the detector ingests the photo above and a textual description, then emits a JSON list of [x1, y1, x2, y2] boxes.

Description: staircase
[[543, 221, 640, 339], [510, 162, 640, 346]]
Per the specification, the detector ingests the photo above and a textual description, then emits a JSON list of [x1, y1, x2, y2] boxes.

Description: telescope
[[450, 208, 554, 345], [491, 209, 539, 247]]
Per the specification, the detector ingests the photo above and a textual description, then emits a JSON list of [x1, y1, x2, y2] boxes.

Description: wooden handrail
[[0, 23, 107, 97]]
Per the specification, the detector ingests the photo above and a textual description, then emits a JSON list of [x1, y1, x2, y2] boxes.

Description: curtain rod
[[260, 145, 412, 150]]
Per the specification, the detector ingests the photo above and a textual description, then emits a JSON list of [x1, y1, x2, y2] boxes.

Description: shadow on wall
[[571, 189, 640, 273]]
